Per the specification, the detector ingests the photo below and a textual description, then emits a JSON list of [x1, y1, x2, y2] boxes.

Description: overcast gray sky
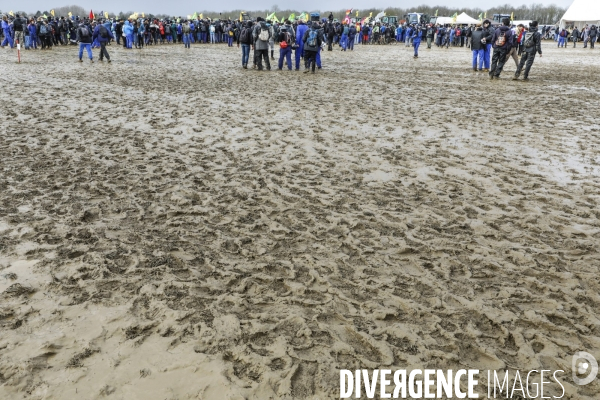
[[18, 1, 574, 16]]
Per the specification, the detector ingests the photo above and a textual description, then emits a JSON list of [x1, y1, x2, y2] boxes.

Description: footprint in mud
[[290, 361, 318, 399]]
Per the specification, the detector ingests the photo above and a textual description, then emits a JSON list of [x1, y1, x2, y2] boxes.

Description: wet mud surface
[[0, 43, 599, 399]]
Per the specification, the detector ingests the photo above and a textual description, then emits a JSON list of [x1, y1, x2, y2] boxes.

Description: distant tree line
[[192, 3, 567, 25], [10, 3, 567, 25]]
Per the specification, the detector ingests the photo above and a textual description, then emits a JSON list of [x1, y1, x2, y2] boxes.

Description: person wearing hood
[[295, 20, 308, 71], [137, 19, 145, 48], [302, 20, 323, 73], [489, 17, 514, 79], [471, 24, 485, 71], [123, 20, 134, 49], [481, 19, 494, 72], [513, 20, 542, 81], [93, 20, 114, 62]]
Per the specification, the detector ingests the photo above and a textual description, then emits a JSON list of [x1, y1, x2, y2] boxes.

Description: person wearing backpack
[[302, 21, 323, 73], [361, 24, 369, 45], [252, 17, 271, 71], [163, 22, 171, 44], [277, 23, 295, 70], [39, 20, 52, 50], [93, 20, 114, 62], [489, 18, 513, 79], [76, 22, 94, 62], [226, 23, 234, 47], [558, 28, 567, 47], [237, 21, 253, 68], [513, 20, 542, 81]]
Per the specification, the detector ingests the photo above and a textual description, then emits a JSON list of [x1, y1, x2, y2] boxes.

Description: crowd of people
[[1, 11, 595, 78], [554, 25, 597, 48]]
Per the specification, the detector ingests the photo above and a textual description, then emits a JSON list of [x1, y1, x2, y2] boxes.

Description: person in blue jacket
[[412, 25, 422, 58], [91, 22, 101, 48], [340, 23, 349, 51], [123, 20, 134, 49], [103, 20, 112, 43], [93, 20, 114, 61], [396, 25, 402, 42], [137, 19, 145, 48], [28, 19, 38, 49], [294, 20, 308, 71], [1, 16, 14, 48], [348, 24, 356, 50], [405, 25, 412, 47]]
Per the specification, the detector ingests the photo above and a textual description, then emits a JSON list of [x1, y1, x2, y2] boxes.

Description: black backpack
[[524, 31, 536, 48], [79, 26, 91, 41], [99, 25, 109, 39], [240, 27, 251, 43]]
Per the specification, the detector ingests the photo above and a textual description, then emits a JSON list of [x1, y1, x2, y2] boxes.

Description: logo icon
[[572, 351, 598, 386]]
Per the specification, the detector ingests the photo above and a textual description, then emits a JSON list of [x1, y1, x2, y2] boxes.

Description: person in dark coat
[[513, 20, 542, 81], [471, 24, 485, 71], [93, 21, 115, 62]]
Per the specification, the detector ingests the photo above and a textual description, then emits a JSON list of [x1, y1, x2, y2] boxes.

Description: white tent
[[455, 12, 480, 25], [560, 0, 600, 28], [435, 17, 454, 25], [435, 13, 480, 26]]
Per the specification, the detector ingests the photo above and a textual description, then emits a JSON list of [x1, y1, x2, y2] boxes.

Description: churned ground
[[0, 41, 599, 399]]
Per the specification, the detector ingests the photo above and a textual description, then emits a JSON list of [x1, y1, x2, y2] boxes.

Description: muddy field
[[0, 41, 599, 399]]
